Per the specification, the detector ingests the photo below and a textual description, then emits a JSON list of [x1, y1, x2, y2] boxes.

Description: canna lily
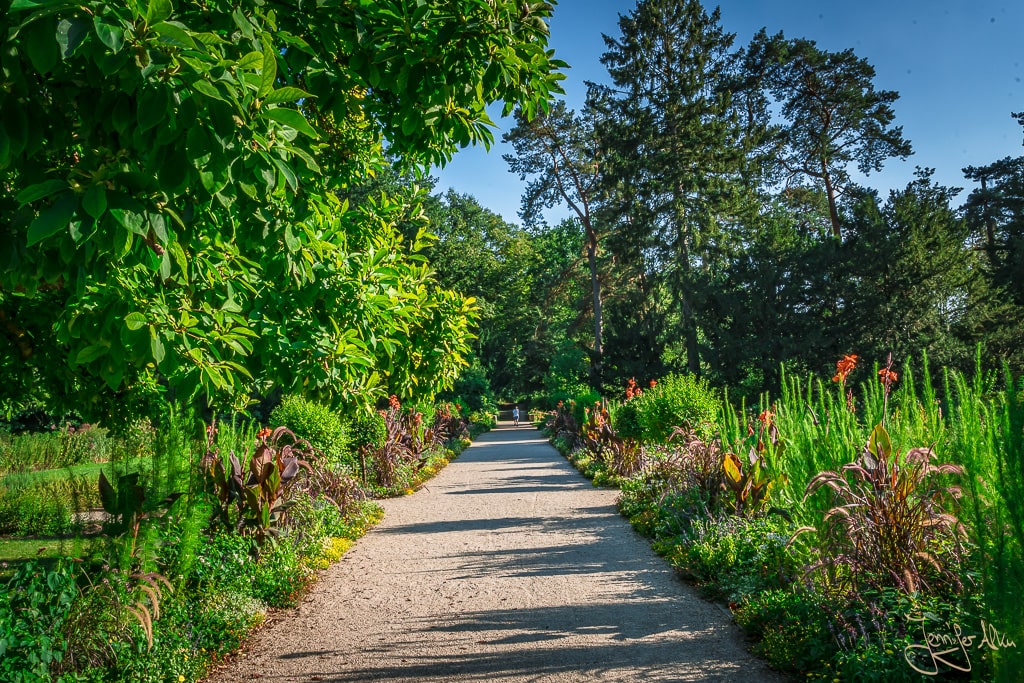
[[832, 354, 858, 383], [878, 367, 898, 385]]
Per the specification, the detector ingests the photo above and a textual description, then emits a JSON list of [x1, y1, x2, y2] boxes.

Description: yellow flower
[[179, 677, 185, 683]]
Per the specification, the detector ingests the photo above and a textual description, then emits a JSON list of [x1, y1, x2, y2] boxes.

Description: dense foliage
[[0, 398, 487, 681], [0, 0, 565, 419]]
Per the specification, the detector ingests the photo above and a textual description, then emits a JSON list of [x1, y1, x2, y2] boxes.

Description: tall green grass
[[717, 354, 1023, 680], [720, 357, 954, 521], [943, 365, 1024, 680], [0, 427, 112, 475]]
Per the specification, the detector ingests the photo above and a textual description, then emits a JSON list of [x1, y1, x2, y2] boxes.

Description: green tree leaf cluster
[[0, 0, 565, 418]]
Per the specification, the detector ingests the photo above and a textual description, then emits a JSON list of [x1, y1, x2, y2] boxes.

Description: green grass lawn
[[1, 457, 149, 490], [0, 536, 99, 580]]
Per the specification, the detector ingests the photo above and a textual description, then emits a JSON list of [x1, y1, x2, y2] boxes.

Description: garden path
[[204, 423, 783, 682]]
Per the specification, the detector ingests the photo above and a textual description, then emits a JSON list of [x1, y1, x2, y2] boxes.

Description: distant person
[[512, 406, 520, 426]]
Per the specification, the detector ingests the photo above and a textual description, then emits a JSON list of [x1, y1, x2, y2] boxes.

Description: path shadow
[[251, 598, 747, 681]]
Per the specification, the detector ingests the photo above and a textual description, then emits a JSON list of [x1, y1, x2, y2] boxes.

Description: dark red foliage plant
[[792, 423, 966, 598]]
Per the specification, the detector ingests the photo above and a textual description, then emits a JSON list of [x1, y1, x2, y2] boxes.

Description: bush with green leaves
[[346, 410, 387, 485], [733, 588, 839, 675], [621, 374, 721, 442], [269, 395, 350, 470], [662, 514, 796, 602], [0, 558, 78, 682], [2, 0, 562, 419], [608, 398, 642, 442], [446, 360, 496, 412]]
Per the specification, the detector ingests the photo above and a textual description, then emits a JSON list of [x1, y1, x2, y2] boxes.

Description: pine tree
[[750, 31, 913, 239], [589, 0, 757, 376]]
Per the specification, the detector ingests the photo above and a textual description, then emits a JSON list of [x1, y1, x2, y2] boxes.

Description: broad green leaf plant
[[0, 0, 565, 417]]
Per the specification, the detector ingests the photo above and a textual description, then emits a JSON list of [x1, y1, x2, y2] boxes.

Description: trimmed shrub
[[269, 395, 351, 471], [626, 374, 720, 442], [610, 398, 642, 441]]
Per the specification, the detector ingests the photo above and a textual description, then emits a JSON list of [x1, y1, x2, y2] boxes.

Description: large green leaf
[[236, 50, 262, 70], [151, 21, 195, 49], [10, 0, 67, 10], [137, 88, 167, 132], [107, 195, 148, 236], [263, 87, 313, 105], [26, 192, 76, 245], [150, 330, 166, 364], [21, 19, 59, 73], [868, 423, 892, 459], [125, 313, 148, 331], [93, 17, 124, 52], [16, 179, 67, 205], [264, 107, 317, 138], [76, 344, 108, 364], [56, 16, 89, 59], [258, 41, 277, 98], [199, 151, 230, 194], [82, 184, 107, 219], [145, 0, 173, 26]]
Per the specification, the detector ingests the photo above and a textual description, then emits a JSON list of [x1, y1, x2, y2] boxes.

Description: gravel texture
[[205, 423, 783, 682]]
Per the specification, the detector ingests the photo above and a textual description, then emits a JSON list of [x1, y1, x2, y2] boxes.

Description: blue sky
[[432, 0, 1024, 225]]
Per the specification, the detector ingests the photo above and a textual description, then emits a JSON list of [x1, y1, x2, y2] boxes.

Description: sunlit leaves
[[0, 0, 554, 417]]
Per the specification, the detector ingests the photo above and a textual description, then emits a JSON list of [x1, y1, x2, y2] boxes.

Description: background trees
[[482, 0, 1019, 402], [503, 102, 606, 389], [750, 31, 913, 239]]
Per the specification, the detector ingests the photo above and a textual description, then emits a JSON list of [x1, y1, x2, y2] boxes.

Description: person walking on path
[[512, 405, 520, 426]]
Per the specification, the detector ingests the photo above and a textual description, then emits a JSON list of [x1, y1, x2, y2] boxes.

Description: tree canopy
[[0, 0, 565, 418]]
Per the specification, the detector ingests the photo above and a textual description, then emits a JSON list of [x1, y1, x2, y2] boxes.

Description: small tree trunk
[[585, 220, 603, 389], [823, 162, 842, 239]]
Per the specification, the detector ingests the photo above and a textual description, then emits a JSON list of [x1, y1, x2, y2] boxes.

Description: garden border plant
[[539, 356, 1021, 682], [0, 401, 492, 683]]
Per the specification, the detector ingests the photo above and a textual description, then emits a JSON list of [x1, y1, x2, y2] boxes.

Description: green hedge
[[612, 374, 720, 442], [269, 396, 351, 471]]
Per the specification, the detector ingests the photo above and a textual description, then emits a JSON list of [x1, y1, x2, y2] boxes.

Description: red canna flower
[[389, 394, 401, 410], [625, 378, 640, 400], [832, 354, 859, 383], [878, 368, 898, 385]]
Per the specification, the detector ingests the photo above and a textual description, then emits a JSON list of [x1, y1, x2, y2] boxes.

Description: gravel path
[[206, 423, 783, 682]]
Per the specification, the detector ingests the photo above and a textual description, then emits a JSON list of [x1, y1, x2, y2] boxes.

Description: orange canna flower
[[257, 427, 272, 439], [878, 368, 898, 385], [832, 354, 859, 383]]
